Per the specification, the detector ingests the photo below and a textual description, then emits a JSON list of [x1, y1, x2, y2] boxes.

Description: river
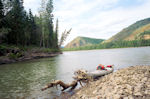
[[0, 47, 150, 99]]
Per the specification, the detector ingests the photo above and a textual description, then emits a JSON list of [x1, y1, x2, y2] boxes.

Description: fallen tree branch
[[41, 69, 92, 91], [41, 80, 78, 91], [41, 67, 114, 91]]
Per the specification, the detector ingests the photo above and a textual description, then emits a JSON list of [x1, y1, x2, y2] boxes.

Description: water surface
[[0, 47, 150, 99]]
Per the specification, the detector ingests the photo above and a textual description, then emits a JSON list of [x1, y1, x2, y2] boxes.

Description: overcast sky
[[24, 0, 150, 45]]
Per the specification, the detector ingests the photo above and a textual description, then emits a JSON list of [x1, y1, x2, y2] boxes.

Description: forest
[[0, 0, 59, 50]]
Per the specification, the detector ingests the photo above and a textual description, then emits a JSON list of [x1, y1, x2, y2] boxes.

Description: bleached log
[[42, 67, 113, 91], [41, 80, 78, 91]]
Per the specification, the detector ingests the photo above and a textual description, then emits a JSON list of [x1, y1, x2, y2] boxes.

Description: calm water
[[0, 47, 150, 99]]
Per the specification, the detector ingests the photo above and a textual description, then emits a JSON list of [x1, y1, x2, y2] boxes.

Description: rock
[[128, 95, 134, 99], [134, 92, 143, 96], [123, 97, 129, 99]]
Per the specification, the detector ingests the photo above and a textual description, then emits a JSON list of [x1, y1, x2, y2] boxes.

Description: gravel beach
[[70, 66, 150, 99]]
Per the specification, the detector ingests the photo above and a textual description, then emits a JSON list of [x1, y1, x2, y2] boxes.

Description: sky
[[24, 0, 150, 46]]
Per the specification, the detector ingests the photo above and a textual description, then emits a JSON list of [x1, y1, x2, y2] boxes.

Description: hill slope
[[65, 36, 104, 48], [105, 17, 150, 42]]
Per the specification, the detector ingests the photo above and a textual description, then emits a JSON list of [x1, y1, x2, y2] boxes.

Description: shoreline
[[69, 66, 150, 99], [0, 52, 62, 65], [63, 46, 150, 52]]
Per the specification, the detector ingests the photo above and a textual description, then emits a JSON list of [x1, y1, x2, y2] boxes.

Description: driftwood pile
[[41, 69, 92, 91]]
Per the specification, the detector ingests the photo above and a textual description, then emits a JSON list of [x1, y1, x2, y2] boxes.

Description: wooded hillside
[[105, 18, 150, 43], [65, 36, 104, 48]]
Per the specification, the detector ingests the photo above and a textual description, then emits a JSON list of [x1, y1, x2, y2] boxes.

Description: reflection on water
[[0, 47, 150, 98]]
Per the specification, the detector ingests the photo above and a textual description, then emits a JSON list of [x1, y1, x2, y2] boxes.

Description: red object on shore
[[101, 65, 105, 69], [97, 64, 105, 70], [107, 65, 112, 68]]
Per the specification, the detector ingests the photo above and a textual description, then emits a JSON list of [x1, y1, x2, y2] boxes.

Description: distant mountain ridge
[[105, 17, 150, 42], [65, 17, 150, 50], [65, 36, 104, 48]]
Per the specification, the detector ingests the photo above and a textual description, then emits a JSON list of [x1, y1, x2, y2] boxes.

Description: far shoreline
[[63, 46, 150, 52]]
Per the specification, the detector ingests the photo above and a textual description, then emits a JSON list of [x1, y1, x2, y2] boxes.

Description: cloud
[[54, 0, 121, 45], [24, 0, 150, 46], [54, 0, 150, 45], [24, 0, 41, 14]]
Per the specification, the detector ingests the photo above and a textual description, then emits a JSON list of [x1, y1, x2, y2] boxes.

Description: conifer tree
[[7, 0, 25, 45], [29, 9, 37, 45], [1, 0, 12, 15], [46, 0, 54, 48], [0, 0, 3, 20], [54, 19, 59, 48], [23, 11, 30, 45], [0, 0, 4, 32], [0, 0, 4, 43]]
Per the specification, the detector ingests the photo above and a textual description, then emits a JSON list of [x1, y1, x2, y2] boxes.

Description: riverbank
[[70, 66, 150, 99], [0, 46, 62, 65], [63, 39, 150, 51], [63, 46, 150, 52]]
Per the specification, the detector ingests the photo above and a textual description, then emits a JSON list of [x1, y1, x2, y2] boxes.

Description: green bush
[[8, 52, 23, 59], [8, 53, 17, 59]]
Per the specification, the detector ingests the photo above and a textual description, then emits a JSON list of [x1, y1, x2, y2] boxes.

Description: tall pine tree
[[54, 19, 58, 48], [0, 0, 3, 20], [0, 0, 4, 43], [29, 9, 37, 45], [23, 11, 30, 45], [7, 0, 25, 45], [46, 0, 54, 48]]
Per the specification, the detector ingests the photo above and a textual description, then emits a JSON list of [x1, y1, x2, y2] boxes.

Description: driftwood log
[[41, 67, 114, 91], [41, 80, 78, 91], [41, 69, 92, 91]]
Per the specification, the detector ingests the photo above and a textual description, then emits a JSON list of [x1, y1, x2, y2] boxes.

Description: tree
[[39, 0, 47, 47], [28, 9, 37, 45], [0, 0, 3, 20], [23, 11, 30, 45], [0, 0, 4, 43], [46, 0, 54, 48], [59, 29, 72, 48], [54, 19, 58, 48], [2, 0, 13, 15], [0, 0, 62, 50], [7, 0, 25, 45], [38, 0, 56, 48]]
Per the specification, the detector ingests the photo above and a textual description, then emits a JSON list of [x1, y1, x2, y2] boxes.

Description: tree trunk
[[41, 80, 78, 91]]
